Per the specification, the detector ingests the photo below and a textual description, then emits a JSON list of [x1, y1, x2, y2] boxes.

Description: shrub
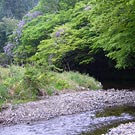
[[54, 71, 102, 90], [0, 65, 102, 106]]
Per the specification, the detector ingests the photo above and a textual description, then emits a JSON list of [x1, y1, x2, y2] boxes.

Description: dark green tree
[[0, 0, 39, 20], [0, 17, 17, 52]]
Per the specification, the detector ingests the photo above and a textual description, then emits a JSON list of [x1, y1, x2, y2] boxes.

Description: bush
[[0, 65, 25, 104], [54, 71, 102, 90], [0, 53, 11, 66], [0, 65, 102, 105]]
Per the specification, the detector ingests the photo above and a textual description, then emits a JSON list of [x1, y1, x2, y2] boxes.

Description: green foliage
[[0, 65, 102, 105], [59, 71, 102, 90], [34, 1, 96, 69], [11, 0, 135, 70], [23, 66, 102, 95], [0, 17, 18, 53], [14, 9, 73, 63], [0, 0, 39, 20], [23, 65, 45, 93], [35, 0, 85, 13], [0, 53, 9, 65], [0, 0, 39, 64], [16, 1, 94, 67], [1, 18, 18, 36], [0, 65, 24, 104], [90, 0, 135, 68]]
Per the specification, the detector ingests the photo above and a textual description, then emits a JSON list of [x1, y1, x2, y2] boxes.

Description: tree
[[13, 8, 72, 63], [0, 17, 18, 53], [90, 0, 135, 68], [33, 1, 94, 68], [36, 0, 84, 13], [0, 0, 39, 20], [10, 0, 135, 70]]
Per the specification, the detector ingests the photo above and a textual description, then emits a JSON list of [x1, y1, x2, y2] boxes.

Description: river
[[1, 105, 135, 135]]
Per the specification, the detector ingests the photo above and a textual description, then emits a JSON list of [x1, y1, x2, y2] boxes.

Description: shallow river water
[[1, 106, 135, 135]]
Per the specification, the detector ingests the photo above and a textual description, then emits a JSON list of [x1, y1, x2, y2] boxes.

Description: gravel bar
[[104, 122, 135, 135], [0, 89, 135, 127]]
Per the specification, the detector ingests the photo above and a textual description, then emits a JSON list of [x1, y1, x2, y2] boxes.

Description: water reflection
[[102, 80, 135, 90], [1, 106, 135, 135]]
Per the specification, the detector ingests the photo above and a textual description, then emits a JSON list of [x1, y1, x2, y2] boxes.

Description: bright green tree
[[90, 0, 135, 68]]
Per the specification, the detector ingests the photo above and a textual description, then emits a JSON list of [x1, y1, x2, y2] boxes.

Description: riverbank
[[0, 65, 102, 105], [105, 122, 135, 135], [0, 89, 135, 127]]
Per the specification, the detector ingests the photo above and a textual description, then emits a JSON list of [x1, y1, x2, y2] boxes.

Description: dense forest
[[0, 0, 39, 19], [0, 0, 39, 59], [2, 0, 134, 68], [0, 1, 135, 134], [0, 0, 135, 104], [1, 0, 135, 69]]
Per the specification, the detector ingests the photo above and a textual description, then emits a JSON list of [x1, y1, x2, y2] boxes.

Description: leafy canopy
[[90, 0, 135, 68], [10, 0, 135, 69]]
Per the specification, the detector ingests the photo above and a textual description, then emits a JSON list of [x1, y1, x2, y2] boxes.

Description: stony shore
[[0, 89, 135, 128], [105, 122, 135, 135]]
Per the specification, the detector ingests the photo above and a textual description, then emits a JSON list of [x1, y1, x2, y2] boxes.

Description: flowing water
[[1, 105, 135, 135]]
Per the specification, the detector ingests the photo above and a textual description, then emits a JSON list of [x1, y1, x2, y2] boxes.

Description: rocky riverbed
[[1, 108, 135, 135], [0, 89, 135, 127], [104, 122, 135, 135]]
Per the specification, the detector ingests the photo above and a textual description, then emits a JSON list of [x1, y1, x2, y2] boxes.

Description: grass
[[0, 65, 102, 106], [0, 65, 25, 106], [52, 71, 101, 90]]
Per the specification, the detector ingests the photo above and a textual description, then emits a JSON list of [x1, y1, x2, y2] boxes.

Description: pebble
[[0, 89, 135, 132], [105, 122, 135, 135]]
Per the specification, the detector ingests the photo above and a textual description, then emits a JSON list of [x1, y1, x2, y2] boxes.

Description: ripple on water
[[1, 106, 135, 135]]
